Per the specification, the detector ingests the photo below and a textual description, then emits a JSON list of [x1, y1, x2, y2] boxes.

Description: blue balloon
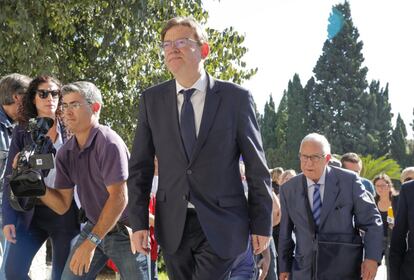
[[327, 7, 345, 40]]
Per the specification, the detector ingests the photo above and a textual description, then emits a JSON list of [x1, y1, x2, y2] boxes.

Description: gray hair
[[0, 73, 31, 105], [301, 133, 331, 155], [61, 81, 103, 105]]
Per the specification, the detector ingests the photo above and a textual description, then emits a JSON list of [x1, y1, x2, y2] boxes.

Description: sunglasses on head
[[36, 89, 60, 99]]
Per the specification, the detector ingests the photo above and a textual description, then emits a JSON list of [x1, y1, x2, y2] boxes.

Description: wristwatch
[[87, 232, 102, 246]]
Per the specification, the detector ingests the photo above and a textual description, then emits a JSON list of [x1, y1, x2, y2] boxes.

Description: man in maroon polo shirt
[[39, 81, 149, 279]]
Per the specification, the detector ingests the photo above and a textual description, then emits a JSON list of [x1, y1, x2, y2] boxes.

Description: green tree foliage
[[411, 108, 414, 139], [261, 95, 277, 151], [310, 1, 370, 154], [364, 81, 393, 157], [265, 92, 288, 168], [0, 0, 256, 147], [360, 155, 401, 181], [285, 74, 307, 169], [391, 114, 409, 166]]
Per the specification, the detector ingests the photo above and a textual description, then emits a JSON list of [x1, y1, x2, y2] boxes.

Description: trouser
[[4, 204, 79, 280], [163, 209, 242, 280], [61, 221, 149, 280]]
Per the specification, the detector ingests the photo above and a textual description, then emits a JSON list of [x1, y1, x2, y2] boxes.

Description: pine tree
[[391, 114, 408, 166], [311, 1, 370, 154], [285, 74, 307, 169]]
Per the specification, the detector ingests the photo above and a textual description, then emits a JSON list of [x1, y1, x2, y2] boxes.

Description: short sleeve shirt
[[55, 124, 129, 224]]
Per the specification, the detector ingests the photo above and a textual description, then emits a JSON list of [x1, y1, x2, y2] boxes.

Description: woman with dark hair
[[373, 173, 399, 280], [2, 75, 79, 279]]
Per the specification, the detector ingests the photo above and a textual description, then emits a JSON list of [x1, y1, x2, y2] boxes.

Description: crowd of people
[[0, 16, 413, 280]]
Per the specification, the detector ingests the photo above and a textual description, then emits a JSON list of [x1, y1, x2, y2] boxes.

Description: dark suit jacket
[[127, 75, 272, 259], [390, 180, 414, 280], [278, 166, 383, 279]]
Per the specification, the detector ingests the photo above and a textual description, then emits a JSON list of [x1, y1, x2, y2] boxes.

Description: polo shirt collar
[[67, 122, 100, 151]]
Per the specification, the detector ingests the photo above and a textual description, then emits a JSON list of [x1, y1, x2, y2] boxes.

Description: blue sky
[[203, 0, 413, 138]]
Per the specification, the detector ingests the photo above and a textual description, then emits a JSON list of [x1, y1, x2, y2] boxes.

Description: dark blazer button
[[186, 169, 192, 175]]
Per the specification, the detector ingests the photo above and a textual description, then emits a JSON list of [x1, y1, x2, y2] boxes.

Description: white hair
[[401, 166, 414, 182], [301, 133, 331, 155]]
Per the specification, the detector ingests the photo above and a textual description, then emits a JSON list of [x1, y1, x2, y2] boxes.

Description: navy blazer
[[2, 123, 76, 230], [278, 166, 383, 279], [128, 75, 272, 259], [390, 180, 414, 280]]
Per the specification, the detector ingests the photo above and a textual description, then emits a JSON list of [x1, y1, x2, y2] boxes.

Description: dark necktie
[[180, 88, 197, 160], [312, 183, 322, 228]]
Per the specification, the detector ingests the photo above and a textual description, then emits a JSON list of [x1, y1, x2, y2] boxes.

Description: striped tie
[[312, 183, 322, 228]]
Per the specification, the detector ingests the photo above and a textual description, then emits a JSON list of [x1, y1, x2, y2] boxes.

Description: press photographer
[[1, 76, 79, 280]]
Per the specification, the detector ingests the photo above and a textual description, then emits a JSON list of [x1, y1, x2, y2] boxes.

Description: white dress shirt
[[176, 70, 208, 137]]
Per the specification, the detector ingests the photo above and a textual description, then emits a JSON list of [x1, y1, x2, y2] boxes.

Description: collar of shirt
[[67, 122, 100, 152], [306, 167, 327, 188], [175, 70, 208, 95]]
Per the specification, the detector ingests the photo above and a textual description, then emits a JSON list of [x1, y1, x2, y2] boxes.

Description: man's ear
[[12, 94, 20, 103], [91, 102, 101, 113], [201, 43, 210, 59]]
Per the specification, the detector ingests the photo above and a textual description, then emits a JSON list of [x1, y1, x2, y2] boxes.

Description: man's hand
[[279, 272, 290, 280], [69, 240, 96, 276], [257, 247, 271, 280], [131, 230, 150, 255], [361, 259, 378, 280], [3, 224, 16, 244], [251, 234, 271, 255]]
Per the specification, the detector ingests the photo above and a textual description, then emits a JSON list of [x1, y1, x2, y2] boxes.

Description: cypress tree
[[311, 1, 369, 154], [391, 114, 408, 166], [261, 95, 278, 151], [286, 74, 307, 169]]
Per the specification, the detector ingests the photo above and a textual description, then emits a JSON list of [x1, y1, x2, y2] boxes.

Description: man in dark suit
[[127, 16, 273, 280], [390, 179, 414, 280], [278, 133, 383, 280]]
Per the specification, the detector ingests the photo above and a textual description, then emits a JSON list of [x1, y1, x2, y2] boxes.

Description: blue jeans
[[4, 205, 79, 280], [61, 222, 149, 280], [230, 240, 256, 280], [0, 240, 9, 280]]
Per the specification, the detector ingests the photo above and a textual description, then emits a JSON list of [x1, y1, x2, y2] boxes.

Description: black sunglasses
[[36, 89, 60, 99]]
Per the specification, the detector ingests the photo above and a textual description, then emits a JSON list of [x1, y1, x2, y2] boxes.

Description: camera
[[9, 117, 55, 211]]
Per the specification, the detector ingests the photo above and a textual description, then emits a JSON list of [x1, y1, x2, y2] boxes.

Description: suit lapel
[[164, 81, 188, 163], [189, 75, 221, 164], [301, 175, 316, 234], [319, 166, 340, 228]]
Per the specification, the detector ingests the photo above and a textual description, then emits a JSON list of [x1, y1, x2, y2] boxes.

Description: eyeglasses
[[36, 89, 60, 99], [298, 153, 326, 163], [62, 101, 90, 111], [161, 38, 199, 51]]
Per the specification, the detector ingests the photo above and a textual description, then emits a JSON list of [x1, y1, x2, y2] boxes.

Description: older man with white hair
[[278, 133, 383, 280]]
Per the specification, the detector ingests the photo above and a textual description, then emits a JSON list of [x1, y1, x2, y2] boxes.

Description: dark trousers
[[163, 209, 238, 280], [5, 204, 79, 280]]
